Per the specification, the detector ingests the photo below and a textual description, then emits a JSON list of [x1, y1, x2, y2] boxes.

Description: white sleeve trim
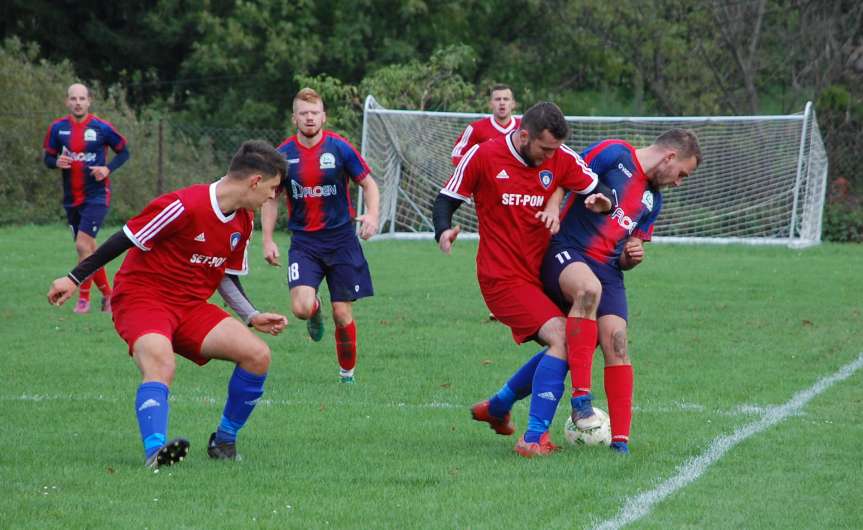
[[123, 224, 150, 251]]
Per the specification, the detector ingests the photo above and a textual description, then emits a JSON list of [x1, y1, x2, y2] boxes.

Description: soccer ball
[[563, 407, 611, 446]]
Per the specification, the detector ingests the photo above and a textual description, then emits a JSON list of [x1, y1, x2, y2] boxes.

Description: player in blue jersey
[[262, 88, 380, 383], [43, 83, 130, 314], [541, 129, 702, 453]]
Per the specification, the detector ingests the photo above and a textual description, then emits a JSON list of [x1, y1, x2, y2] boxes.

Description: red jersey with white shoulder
[[113, 181, 253, 305], [441, 132, 598, 285], [451, 116, 521, 166]]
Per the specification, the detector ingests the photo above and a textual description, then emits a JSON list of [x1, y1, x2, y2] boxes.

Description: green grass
[[1, 225, 862, 529]]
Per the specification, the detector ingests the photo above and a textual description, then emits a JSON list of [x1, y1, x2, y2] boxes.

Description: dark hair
[[489, 84, 513, 98], [520, 101, 569, 140], [655, 129, 703, 166], [228, 140, 286, 181]]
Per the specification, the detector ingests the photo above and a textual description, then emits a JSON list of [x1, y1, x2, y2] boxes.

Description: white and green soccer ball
[[563, 407, 611, 446]]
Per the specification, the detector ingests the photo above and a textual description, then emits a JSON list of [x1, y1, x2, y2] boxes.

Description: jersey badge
[[194, 232, 206, 242], [538, 170, 553, 189], [642, 190, 654, 211], [495, 170, 510, 180], [230, 232, 241, 251], [319, 152, 336, 169], [84, 129, 97, 142]]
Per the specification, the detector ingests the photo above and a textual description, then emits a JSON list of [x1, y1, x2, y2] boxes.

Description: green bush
[[822, 203, 863, 243]]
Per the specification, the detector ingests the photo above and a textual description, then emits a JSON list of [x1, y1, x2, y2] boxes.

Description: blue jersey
[[276, 131, 370, 234], [553, 140, 662, 267], [43, 114, 127, 208]]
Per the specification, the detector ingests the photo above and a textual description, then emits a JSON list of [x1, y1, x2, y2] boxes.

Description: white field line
[[1, 393, 767, 417], [592, 352, 863, 530]]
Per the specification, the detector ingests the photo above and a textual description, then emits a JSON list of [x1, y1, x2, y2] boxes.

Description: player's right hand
[[47, 277, 78, 306], [438, 226, 461, 255], [56, 155, 73, 169], [250, 312, 289, 336], [263, 240, 280, 267]]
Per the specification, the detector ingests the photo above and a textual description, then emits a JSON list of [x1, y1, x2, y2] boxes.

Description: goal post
[[359, 95, 829, 247]]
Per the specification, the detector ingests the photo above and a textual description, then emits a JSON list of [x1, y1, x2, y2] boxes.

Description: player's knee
[[331, 305, 352, 327], [246, 339, 272, 374], [291, 298, 315, 320], [607, 329, 629, 364], [140, 355, 176, 385]]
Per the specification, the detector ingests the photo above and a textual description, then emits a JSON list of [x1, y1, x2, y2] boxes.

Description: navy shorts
[[287, 227, 374, 302], [540, 245, 628, 321], [66, 202, 109, 239]]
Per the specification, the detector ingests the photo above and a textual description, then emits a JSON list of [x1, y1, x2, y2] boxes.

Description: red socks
[[93, 268, 111, 296], [566, 317, 597, 397], [335, 321, 357, 373], [605, 364, 633, 442], [79, 278, 92, 301]]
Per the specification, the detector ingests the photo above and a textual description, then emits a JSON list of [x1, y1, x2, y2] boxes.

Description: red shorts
[[112, 293, 231, 366], [479, 278, 564, 344]]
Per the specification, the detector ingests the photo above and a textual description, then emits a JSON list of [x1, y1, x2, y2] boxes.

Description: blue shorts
[[287, 226, 374, 302], [66, 202, 109, 239], [540, 245, 628, 321]]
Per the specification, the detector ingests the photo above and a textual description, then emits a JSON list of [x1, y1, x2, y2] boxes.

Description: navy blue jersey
[[43, 114, 127, 207], [276, 131, 370, 233], [554, 140, 662, 267]]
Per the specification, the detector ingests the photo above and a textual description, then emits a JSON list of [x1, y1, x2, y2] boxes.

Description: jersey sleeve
[[122, 193, 187, 251], [441, 144, 482, 203], [100, 121, 128, 152], [450, 124, 476, 166], [337, 138, 371, 183], [559, 145, 598, 195], [43, 123, 61, 156], [226, 211, 253, 275], [633, 192, 662, 241]]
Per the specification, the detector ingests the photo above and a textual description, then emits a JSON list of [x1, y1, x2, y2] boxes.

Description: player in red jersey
[[43, 83, 130, 314], [47, 140, 289, 468], [262, 88, 379, 384], [451, 84, 520, 167], [433, 101, 612, 457]]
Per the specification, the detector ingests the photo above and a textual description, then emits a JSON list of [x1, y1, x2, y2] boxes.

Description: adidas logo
[[194, 232, 206, 242], [537, 391, 556, 401], [495, 170, 510, 179], [138, 399, 160, 411]]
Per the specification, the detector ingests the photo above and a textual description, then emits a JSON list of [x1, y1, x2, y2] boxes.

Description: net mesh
[[361, 97, 828, 245]]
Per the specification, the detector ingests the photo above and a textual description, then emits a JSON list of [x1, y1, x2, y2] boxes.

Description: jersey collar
[[209, 180, 237, 223], [490, 116, 517, 134], [505, 131, 528, 166]]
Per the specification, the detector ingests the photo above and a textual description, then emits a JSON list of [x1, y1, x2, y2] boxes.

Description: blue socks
[[135, 382, 170, 460], [488, 349, 546, 418], [215, 366, 267, 445], [525, 355, 568, 443]]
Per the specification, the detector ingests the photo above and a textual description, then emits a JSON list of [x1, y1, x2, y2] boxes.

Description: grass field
[[1, 224, 862, 529]]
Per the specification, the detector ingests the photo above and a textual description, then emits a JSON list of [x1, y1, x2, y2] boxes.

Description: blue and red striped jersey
[[554, 140, 662, 267], [276, 131, 370, 233], [43, 114, 127, 208]]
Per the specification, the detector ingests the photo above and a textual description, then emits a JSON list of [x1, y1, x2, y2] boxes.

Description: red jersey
[[451, 116, 521, 166], [441, 133, 598, 285], [113, 182, 253, 305]]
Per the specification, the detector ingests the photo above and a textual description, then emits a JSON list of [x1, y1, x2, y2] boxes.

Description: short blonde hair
[[293, 87, 323, 112]]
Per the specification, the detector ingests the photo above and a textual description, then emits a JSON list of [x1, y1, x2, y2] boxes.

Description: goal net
[[360, 96, 828, 247]]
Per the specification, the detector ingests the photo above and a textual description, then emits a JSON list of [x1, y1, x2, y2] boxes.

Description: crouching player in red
[[47, 140, 289, 468], [434, 101, 612, 457]]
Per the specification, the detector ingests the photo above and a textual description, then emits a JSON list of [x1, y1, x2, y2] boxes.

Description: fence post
[[157, 119, 165, 196]]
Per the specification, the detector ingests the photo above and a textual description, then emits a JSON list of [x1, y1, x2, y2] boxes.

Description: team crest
[[642, 190, 654, 211], [319, 152, 336, 169], [229, 232, 242, 251], [84, 128, 97, 142], [538, 170, 554, 189]]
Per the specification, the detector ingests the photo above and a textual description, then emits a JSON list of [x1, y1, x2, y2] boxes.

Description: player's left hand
[[534, 210, 560, 234], [89, 166, 110, 181], [585, 193, 612, 214], [356, 214, 379, 240], [47, 276, 78, 306], [620, 238, 645, 270], [250, 312, 289, 336]]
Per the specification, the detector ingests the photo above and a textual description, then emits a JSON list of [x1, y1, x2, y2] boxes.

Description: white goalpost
[[359, 96, 829, 247]]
